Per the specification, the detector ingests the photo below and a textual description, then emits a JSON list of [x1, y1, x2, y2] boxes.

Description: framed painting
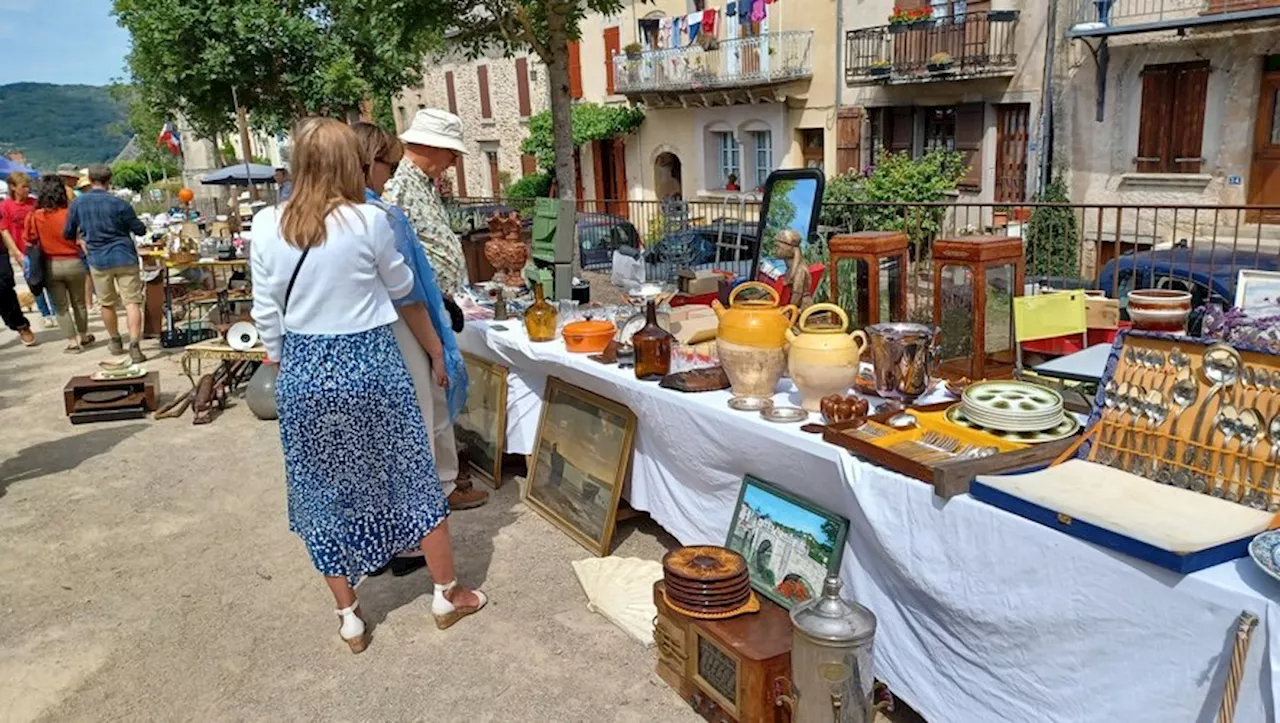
[[725, 475, 849, 610], [1235, 270, 1280, 317], [526, 377, 637, 556], [454, 353, 508, 488]]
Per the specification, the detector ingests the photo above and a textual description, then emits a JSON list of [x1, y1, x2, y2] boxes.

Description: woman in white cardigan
[[251, 118, 486, 654]]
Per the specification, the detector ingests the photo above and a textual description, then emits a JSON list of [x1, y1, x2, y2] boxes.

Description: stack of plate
[[661, 545, 752, 617], [960, 381, 1064, 433]]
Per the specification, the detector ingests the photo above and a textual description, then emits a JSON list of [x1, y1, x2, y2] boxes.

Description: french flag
[[157, 120, 182, 155]]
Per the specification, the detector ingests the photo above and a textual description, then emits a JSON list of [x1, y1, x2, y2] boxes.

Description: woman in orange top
[[25, 176, 93, 352]]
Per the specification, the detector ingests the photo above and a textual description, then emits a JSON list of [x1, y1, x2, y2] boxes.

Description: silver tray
[[761, 406, 809, 424]]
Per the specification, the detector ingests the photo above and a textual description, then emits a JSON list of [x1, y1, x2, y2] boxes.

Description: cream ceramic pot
[[786, 304, 869, 411]]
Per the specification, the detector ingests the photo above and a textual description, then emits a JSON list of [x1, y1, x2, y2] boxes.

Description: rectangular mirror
[[750, 168, 826, 282]]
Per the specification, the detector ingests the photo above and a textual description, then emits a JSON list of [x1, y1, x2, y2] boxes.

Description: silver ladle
[[1234, 408, 1264, 506], [1178, 344, 1242, 489]]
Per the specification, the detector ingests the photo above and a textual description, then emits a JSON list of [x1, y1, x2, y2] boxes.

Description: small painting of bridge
[[726, 476, 849, 609]]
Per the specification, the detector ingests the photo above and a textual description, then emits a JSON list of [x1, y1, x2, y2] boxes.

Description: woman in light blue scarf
[[354, 125, 468, 434]]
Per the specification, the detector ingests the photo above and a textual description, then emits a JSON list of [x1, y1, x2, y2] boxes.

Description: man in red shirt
[[0, 171, 36, 345]]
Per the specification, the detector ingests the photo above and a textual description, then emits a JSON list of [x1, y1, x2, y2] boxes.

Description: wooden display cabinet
[[653, 581, 792, 723], [827, 231, 909, 328], [931, 235, 1025, 381]]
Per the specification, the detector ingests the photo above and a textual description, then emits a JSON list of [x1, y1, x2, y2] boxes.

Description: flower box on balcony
[[987, 9, 1018, 21], [868, 65, 892, 77], [888, 23, 909, 34], [927, 62, 953, 73]]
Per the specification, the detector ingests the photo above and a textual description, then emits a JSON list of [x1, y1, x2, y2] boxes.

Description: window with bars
[[752, 131, 773, 189], [716, 132, 740, 187]]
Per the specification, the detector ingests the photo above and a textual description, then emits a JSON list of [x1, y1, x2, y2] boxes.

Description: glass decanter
[[632, 299, 672, 381], [524, 282, 558, 342]]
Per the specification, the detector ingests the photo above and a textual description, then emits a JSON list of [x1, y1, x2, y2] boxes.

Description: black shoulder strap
[[283, 246, 311, 317]]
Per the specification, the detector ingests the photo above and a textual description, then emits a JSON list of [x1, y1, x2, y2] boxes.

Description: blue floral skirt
[[276, 324, 448, 585]]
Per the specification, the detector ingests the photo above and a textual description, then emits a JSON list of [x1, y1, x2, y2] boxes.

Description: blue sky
[[0, 0, 131, 86], [742, 483, 831, 543]]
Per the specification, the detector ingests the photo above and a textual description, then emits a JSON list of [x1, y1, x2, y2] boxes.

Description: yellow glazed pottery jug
[[713, 282, 798, 399], [786, 304, 869, 411]]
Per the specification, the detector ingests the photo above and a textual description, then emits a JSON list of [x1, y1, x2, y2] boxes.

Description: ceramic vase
[[245, 362, 278, 420], [1127, 289, 1192, 335], [785, 304, 869, 411]]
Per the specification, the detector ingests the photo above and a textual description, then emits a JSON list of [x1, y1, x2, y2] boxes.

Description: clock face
[[697, 636, 738, 710]]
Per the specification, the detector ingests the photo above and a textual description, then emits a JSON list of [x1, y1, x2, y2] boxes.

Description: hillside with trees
[[0, 83, 131, 170]]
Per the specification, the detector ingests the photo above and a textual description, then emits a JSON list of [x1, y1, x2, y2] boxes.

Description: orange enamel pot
[[563, 320, 617, 353]]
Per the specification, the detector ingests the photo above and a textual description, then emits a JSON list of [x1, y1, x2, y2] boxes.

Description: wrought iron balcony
[[845, 10, 1019, 85], [614, 31, 813, 105], [1066, 0, 1280, 38]]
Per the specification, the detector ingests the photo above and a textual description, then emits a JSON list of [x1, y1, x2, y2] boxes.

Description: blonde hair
[[279, 118, 366, 249], [7, 171, 30, 198], [351, 122, 403, 182]]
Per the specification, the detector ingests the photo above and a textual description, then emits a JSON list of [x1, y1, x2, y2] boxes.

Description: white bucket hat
[[399, 109, 469, 155]]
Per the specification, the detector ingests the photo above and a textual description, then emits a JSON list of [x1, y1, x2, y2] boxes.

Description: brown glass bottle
[[632, 300, 672, 381], [524, 282, 558, 342]]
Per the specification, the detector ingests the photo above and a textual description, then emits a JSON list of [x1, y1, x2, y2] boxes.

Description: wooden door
[[609, 138, 629, 218], [604, 27, 620, 95], [994, 103, 1030, 202], [1249, 72, 1280, 221]]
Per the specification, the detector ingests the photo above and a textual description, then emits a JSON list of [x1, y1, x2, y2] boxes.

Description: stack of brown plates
[[662, 546, 754, 617]]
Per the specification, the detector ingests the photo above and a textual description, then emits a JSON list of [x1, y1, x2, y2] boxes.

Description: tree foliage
[[507, 171, 553, 200], [113, 0, 440, 138], [520, 103, 644, 170], [111, 160, 182, 192], [0, 83, 130, 169]]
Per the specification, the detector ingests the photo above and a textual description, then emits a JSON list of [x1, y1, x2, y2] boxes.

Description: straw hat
[[76, 170, 91, 189], [399, 109, 469, 155], [56, 163, 79, 180]]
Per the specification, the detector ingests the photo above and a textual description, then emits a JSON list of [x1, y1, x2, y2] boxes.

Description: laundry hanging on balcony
[[750, 0, 766, 23], [687, 12, 701, 42], [702, 8, 718, 36], [640, 18, 660, 46]]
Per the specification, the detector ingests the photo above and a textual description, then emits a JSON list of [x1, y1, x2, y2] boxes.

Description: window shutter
[[454, 157, 467, 197], [516, 57, 532, 117], [1137, 66, 1174, 173], [1171, 64, 1209, 174], [836, 107, 863, 174], [445, 71, 457, 114], [955, 102, 985, 191], [522, 153, 537, 176], [604, 27, 621, 96], [889, 107, 914, 155], [477, 66, 492, 119], [568, 41, 584, 100]]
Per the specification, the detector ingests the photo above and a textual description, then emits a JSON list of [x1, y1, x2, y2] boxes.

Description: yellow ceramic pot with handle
[[785, 303, 869, 411], [712, 282, 798, 399], [711, 281, 798, 349]]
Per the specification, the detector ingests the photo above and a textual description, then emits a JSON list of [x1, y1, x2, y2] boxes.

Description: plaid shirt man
[[383, 161, 466, 296]]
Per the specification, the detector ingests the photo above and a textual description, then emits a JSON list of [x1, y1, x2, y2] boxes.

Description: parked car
[[1097, 245, 1280, 330], [645, 219, 760, 266], [577, 212, 641, 270]]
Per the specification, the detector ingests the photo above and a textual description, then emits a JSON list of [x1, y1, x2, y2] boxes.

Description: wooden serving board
[[823, 402, 1078, 498]]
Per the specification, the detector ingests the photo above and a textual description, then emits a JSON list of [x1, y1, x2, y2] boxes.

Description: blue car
[[1097, 245, 1280, 327]]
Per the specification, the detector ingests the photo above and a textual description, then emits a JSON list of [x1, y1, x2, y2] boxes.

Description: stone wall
[[396, 48, 549, 198]]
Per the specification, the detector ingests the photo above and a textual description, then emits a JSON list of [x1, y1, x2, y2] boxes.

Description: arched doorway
[[753, 538, 774, 585], [655, 151, 682, 200]]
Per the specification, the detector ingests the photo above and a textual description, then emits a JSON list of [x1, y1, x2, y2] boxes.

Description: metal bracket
[[1077, 36, 1110, 123]]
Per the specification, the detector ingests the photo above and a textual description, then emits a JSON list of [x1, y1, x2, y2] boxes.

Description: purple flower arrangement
[[1200, 302, 1280, 353]]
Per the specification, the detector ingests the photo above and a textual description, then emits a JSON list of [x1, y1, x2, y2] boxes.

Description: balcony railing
[[1066, 0, 1280, 37], [846, 10, 1018, 84], [614, 30, 813, 96]]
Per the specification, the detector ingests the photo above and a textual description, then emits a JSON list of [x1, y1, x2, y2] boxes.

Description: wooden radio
[[653, 581, 792, 723]]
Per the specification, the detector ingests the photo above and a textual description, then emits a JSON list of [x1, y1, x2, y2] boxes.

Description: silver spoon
[[1235, 408, 1264, 505], [1210, 405, 1240, 497], [1266, 412, 1280, 512], [1179, 345, 1242, 489], [1117, 383, 1146, 470], [1098, 381, 1122, 465], [1142, 389, 1169, 480], [1159, 369, 1198, 486]]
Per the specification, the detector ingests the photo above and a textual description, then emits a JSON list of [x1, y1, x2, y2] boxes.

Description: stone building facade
[[395, 48, 550, 198]]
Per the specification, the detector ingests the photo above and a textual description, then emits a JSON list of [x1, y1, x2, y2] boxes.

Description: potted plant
[[624, 42, 644, 60], [868, 59, 892, 77], [1012, 206, 1032, 222], [926, 52, 953, 73], [725, 173, 740, 192], [992, 205, 1009, 228]]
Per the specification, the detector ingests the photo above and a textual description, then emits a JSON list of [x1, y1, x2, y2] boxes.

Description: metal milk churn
[[785, 576, 877, 723]]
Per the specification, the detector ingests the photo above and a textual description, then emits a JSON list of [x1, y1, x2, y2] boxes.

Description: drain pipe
[[835, 0, 845, 140], [1037, 0, 1060, 195]]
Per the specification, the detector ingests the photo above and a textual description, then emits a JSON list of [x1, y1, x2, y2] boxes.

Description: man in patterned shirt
[[386, 109, 488, 510]]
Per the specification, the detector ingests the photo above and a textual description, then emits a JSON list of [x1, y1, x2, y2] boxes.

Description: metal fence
[[1064, 0, 1247, 28], [445, 196, 1280, 318], [613, 30, 814, 95]]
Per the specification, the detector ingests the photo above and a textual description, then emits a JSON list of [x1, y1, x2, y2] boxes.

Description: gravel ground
[[0, 302, 920, 723]]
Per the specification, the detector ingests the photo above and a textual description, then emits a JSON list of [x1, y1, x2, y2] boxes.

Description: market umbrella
[[200, 163, 276, 186], [0, 157, 40, 180]]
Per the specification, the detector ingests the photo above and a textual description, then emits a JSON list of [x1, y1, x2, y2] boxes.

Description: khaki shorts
[[90, 265, 145, 306]]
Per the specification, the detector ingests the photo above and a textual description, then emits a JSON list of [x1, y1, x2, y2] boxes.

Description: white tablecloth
[[457, 321, 1279, 722]]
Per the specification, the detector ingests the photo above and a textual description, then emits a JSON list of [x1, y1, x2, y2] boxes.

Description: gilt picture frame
[[526, 377, 637, 556], [725, 475, 849, 610], [454, 353, 509, 488]]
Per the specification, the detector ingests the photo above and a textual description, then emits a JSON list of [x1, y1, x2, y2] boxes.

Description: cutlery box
[[971, 331, 1280, 572], [822, 403, 1078, 498]]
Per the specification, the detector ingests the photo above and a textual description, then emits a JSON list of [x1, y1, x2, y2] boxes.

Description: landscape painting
[[726, 476, 849, 609]]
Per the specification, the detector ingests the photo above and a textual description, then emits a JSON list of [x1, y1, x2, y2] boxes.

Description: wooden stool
[[827, 231, 909, 328], [931, 235, 1025, 381]]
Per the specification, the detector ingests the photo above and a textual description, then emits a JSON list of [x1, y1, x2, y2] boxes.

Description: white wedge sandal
[[336, 602, 369, 653], [431, 580, 488, 630]]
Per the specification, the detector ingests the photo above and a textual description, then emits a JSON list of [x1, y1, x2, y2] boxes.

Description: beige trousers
[[391, 319, 459, 496]]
